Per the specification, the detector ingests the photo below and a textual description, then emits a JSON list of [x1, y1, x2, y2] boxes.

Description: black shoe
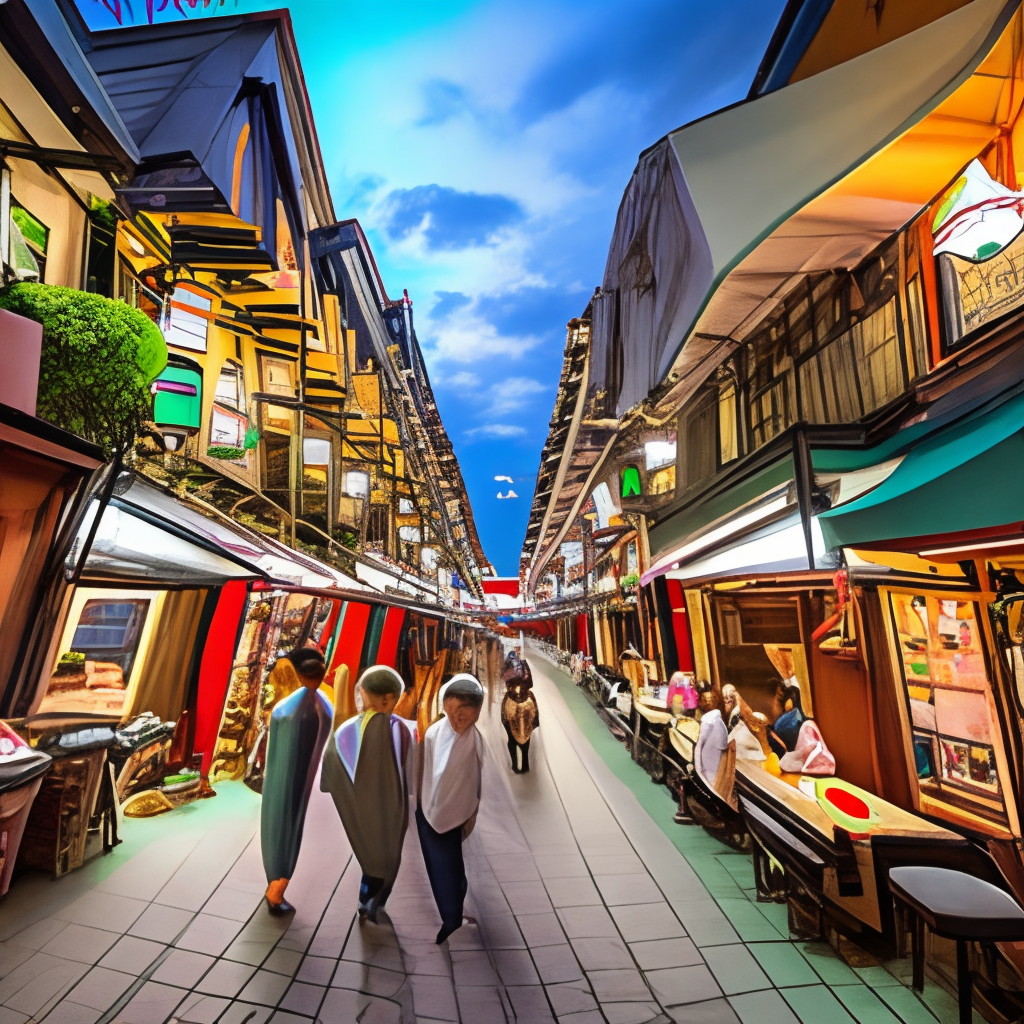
[[435, 921, 460, 944], [266, 897, 295, 916]]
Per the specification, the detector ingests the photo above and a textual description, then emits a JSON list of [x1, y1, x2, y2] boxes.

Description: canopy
[[83, 479, 366, 590], [818, 390, 1024, 550], [594, 0, 1018, 414]]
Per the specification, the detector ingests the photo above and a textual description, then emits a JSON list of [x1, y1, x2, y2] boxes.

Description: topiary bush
[[0, 282, 167, 456]]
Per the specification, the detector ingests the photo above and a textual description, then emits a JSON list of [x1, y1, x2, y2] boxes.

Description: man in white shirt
[[415, 674, 485, 944]]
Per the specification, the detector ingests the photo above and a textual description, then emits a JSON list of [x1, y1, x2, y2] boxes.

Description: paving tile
[[174, 992, 231, 1023], [0, 1008, 29, 1024], [217, 1002, 274, 1024], [716, 899, 783, 943], [450, 950, 498, 986], [295, 955, 336, 985], [409, 974, 458, 1020], [585, 854, 646, 875], [629, 937, 702, 971], [98, 935, 165, 974], [594, 872, 665, 906], [645, 964, 720, 1006], [557, 905, 619, 939], [194, 957, 256, 997], [151, 949, 215, 988], [546, 876, 603, 908], [700, 943, 771, 996], [330, 960, 406, 997], [667, 998, 741, 1023], [493, 947, 540, 985], [729, 990, 799, 1024], [557, 1011, 605, 1024], [797, 942, 860, 986], [534, 853, 590, 878], [833, 984, 903, 1024], [518, 911, 568, 947], [854, 965, 904, 989], [201, 884, 264, 922], [319, 987, 403, 1023], [262, 947, 304, 976], [114, 980, 186, 1024], [2, 956, 87, 1017], [4, 919, 68, 952], [174, 913, 242, 957], [874, 984, 946, 1024], [237, 968, 291, 1006], [588, 968, 653, 1003], [279, 980, 326, 1016], [66, 966, 135, 1010], [38, 1003, 104, 1024], [748, 941, 819, 988], [0, 943, 35, 979], [546, 979, 599, 1016], [782, 984, 857, 1023], [670, 901, 739, 948], [127, 904, 193, 944], [571, 935, 635, 971], [40, 924, 120, 966], [53, 893, 148, 934], [612, 902, 687, 943], [603, 1002, 665, 1024], [535, 943, 586, 986], [455, 983, 508, 1024], [506, 983, 556, 1023]]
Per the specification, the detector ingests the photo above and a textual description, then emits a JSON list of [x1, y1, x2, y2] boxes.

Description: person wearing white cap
[[320, 665, 417, 922], [414, 673, 485, 943]]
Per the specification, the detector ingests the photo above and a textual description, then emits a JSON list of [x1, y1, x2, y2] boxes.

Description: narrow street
[[0, 647, 962, 1024]]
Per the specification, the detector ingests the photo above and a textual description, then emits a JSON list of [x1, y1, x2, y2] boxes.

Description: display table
[[734, 758, 974, 942]]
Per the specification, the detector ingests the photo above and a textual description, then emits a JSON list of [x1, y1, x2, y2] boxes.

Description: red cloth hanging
[[576, 613, 590, 655], [666, 578, 695, 673], [328, 601, 372, 719], [195, 580, 250, 778], [375, 606, 406, 668]]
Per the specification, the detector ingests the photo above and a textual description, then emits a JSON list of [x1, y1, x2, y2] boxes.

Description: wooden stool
[[889, 865, 1024, 1024]]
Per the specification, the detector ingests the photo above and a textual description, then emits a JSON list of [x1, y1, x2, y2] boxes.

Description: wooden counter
[[734, 759, 961, 843]]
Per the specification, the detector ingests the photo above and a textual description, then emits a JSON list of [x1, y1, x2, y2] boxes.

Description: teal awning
[[818, 391, 1024, 551]]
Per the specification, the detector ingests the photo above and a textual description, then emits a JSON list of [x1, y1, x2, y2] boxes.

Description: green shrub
[[0, 282, 167, 456], [207, 445, 247, 461]]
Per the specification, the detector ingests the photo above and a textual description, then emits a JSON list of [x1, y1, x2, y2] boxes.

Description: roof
[[78, 8, 334, 232], [592, 0, 1019, 416]]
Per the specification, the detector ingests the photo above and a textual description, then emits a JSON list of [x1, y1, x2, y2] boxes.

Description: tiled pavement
[[0, 646, 981, 1023]]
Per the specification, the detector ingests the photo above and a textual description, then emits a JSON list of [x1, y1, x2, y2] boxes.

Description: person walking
[[260, 648, 332, 915], [320, 665, 417, 922], [415, 674, 485, 944], [501, 658, 539, 773]]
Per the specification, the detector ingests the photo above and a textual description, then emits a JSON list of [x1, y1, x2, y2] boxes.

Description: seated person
[[667, 672, 700, 717]]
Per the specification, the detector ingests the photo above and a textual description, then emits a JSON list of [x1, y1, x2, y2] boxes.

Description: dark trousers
[[415, 807, 466, 931], [503, 722, 531, 773], [359, 874, 394, 913]]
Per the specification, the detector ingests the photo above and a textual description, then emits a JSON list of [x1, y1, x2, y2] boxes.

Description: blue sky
[[80, 0, 786, 575]]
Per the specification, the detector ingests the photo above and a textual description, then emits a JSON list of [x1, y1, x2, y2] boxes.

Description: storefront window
[[9, 198, 47, 281], [889, 592, 1006, 814], [165, 286, 210, 352]]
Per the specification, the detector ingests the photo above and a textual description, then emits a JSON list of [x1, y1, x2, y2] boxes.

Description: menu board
[[889, 592, 1004, 811]]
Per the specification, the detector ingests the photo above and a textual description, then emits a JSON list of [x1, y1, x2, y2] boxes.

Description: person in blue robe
[[261, 648, 332, 915]]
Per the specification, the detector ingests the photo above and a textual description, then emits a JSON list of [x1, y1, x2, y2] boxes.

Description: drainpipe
[[793, 426, 816, 571]]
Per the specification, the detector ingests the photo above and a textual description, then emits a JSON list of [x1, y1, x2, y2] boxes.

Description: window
[[70, 598, 150, 679], [889, 591, 1006, 821], [302, 436, 331, 522], [9, 198, 48, 281], [398, 497, 415, 514], [262, 357, 294, 397], [645, 440, 676, 470], [210, 406, 247, 449], [679, 389, 717, 492], [717, 371, 739, 465], [215, 362, 245, 412], [165, 286, 211, 352], [343, 469, 369, 498]]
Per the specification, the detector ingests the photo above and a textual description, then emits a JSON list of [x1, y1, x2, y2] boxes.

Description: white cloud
[[420, 303, 541, 366], [434, 369, 481, 390], [465, 424, 528, 440], [494, 474, 514, 483], [486, 377, 548, 415], [497, 489, 519, 500]]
